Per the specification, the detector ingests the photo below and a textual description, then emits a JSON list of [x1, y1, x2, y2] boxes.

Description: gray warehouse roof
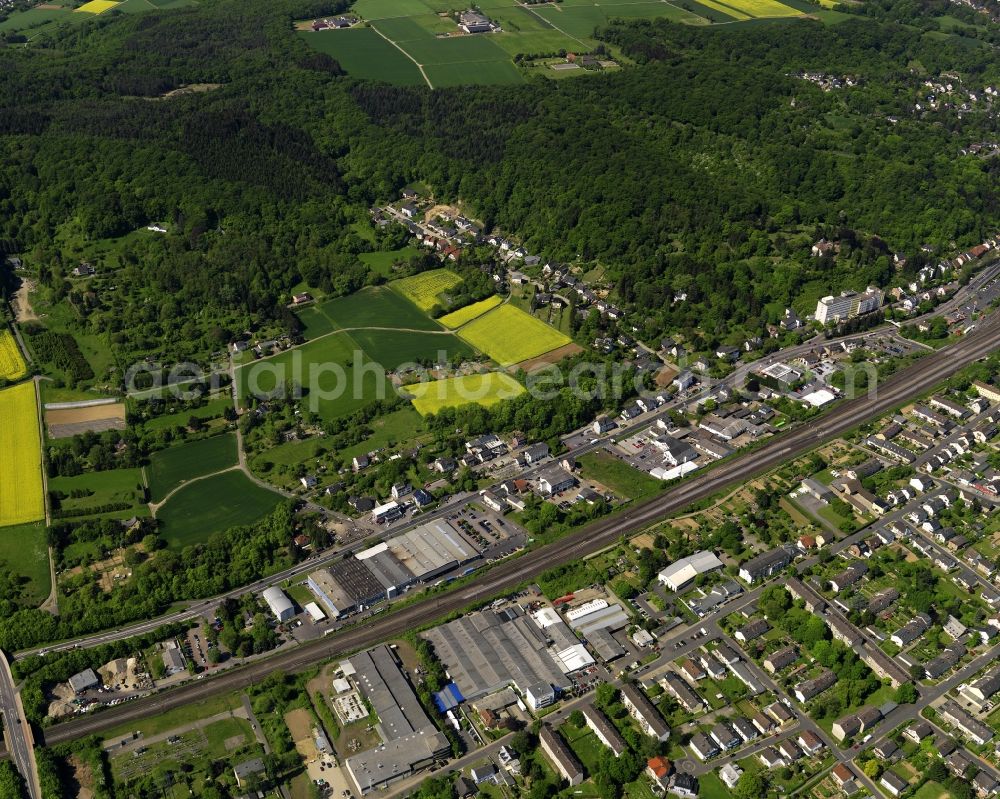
[[350, 645, 431, 741], [423, 607, 570, 700]]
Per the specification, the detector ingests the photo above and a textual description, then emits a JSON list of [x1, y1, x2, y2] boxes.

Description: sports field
[[0, 382, 44, 527], [156, 470, 283, 550], [458, 304, 572, 366], [0, 329, 27, 382], [407, 372, 525, 415], [391, 268, 463, 313], [296, 285, 443, 340], [148, 433, 238, 503], [236, 332, 392, 421], [439, 295, 504, 329]]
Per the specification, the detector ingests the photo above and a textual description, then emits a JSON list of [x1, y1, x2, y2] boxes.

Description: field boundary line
[[232, 325, 458, 371], [661, 0, 711, 19], [518, 3, 588, 46], [369, 23, 434, 88]]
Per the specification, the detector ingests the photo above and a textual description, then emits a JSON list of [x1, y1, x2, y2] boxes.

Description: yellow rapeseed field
[[75, 0, 119, 13], [716, 0, 801, 16], [407, 372, 525, 415], [0, 329, 27, 382], [0, 382, 44, 527], [391, 268, 463, 312], [458, 304, 572, 366], [438, 295, 504, 329]]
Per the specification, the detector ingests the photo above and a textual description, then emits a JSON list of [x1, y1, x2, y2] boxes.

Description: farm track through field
[[148, 464, 242, 515], [518, 2, 588, 44], [369, 23, 434, 87]]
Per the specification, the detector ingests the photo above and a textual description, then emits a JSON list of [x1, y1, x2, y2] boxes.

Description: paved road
[[0, 653, 39, 798], [37, 309, 1000, 747]]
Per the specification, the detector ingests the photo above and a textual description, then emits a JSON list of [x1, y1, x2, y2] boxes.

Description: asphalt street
[[0, 653, 39, 798]]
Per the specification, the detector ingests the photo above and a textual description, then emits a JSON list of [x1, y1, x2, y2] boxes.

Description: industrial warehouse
[[343, 644, 450, 794], [307, 519, 482, 617], [422, 602, 594, 705]]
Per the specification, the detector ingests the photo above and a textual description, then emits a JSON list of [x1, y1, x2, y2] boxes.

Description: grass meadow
[[0, 521, 51, 606], [49, 468, 147, 519], [236, 333, 393, 421], [578, 451, 662, 500], [156, 470, 283, 550]]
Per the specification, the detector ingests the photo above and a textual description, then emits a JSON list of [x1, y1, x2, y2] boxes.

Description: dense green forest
[[2, 0, 1000, 372]]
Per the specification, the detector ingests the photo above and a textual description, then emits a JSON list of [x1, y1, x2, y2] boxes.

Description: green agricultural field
[[406, 372, 525, 415], [156, 470, 283, 550], [237, 333, 393, 421], [302, 286, 444, 336], [0, 5, 73, 34], [530, 1, 705, 38], [578, 451, 661, 500], [148, 432, 238, 503], [424, 59, 525, 86], [49, 468, 147, 519], [439, 295, 504, 328], [457, 304, 571, 366], [391, 268, 463, 312], [349, 328, 474, 370], [298, 29, 427, 86], [0, 521, 51, 607], [300, 0, 717, 86]]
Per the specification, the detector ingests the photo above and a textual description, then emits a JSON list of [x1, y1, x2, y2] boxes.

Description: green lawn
[[236, 332, 393, 421], [560, 724, 606, 774], [698, 773, 732, 799], [148, 432, 238, 503], [578, 451, 661, 500], [0, 521, 51, 607], [156, 470, 283, 550], [49, 467, 146, 518], [912, 781, 949, 799]]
